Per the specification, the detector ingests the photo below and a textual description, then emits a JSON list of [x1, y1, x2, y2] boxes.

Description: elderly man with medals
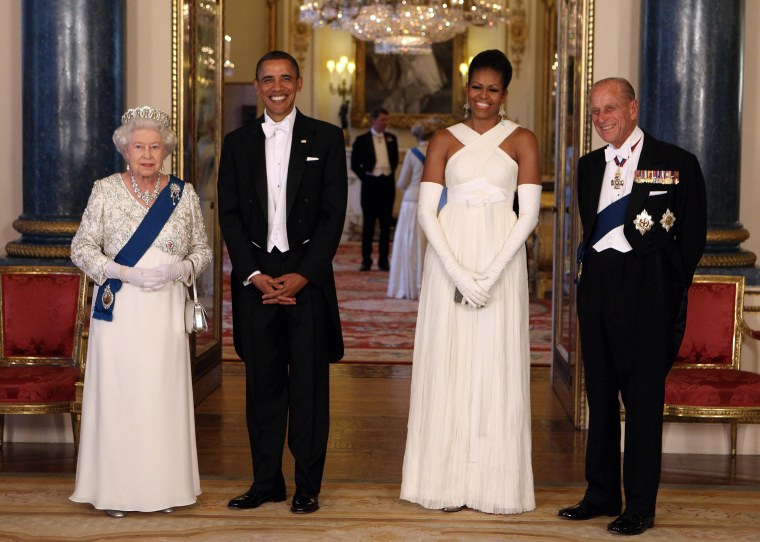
[[70, 106, 212, 517], [558, 78, 706, 536]]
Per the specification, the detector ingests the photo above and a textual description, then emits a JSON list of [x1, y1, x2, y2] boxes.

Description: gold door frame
[[551, 0, 594, 429], [172, 0, 224, 403]]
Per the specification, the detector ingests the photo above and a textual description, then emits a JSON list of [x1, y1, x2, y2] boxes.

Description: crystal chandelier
[[299, 0, 508, 55]]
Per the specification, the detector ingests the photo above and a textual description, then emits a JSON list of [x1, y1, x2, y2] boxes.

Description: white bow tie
[[262, 121, 289, 139], [604, 145, 628, 163]]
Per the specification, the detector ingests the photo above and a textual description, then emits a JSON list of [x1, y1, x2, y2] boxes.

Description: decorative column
[[5, 0, 124, 262], [639, 0, 755, 271]]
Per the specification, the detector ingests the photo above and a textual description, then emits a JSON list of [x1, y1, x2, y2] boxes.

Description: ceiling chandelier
[[299, 0, 508, 55]]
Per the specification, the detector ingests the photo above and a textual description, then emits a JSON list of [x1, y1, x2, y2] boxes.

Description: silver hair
[[112, 117, 179, 160]]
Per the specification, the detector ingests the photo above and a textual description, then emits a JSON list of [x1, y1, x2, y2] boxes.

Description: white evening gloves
[[418, 182, 489, 307], [104, 260, 193, 290], [477, 183, 542, 293]]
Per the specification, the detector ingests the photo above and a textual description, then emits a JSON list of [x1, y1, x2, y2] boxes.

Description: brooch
[[633, 210, 654, 235], [101, 284, 114, 309], [660, 209, 676, 232], [635, 170, 680, 185], [170, 182, 181, 206]]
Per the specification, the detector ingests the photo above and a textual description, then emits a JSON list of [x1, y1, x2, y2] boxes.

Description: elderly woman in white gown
[[387, 118, 443, 300], [70, 106, 212, 518]]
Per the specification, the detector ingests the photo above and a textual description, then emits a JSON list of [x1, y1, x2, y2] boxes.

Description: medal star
[[660, 209, 676, 232], [634, 210, 654, 235]]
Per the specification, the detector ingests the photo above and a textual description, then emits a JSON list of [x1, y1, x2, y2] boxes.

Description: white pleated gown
[[70, 246, 201, 512], [400, 121, 535, 514]]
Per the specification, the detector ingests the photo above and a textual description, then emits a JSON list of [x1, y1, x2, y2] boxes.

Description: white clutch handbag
[[185, 268, 208, 333]]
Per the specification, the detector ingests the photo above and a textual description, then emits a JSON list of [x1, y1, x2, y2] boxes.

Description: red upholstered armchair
[[665, 275, 760, 456], [0, 266, 88, 449]]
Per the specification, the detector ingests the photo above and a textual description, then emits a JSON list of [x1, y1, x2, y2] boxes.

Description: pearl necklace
[[130, 171, 162, 206]]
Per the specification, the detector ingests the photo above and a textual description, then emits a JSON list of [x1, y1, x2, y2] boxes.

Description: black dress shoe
[[359, 264, 371, 271], [378, 263, 390, 271], [558, 499, 621, 520], [607, 513, 654, 535], [227, 489, 286, 510], [290, 492, 319, 514]]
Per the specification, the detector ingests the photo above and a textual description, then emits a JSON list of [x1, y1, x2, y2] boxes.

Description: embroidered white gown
[[387, 145, 426, 300], [400, 122, 535, 514], [70, 174, 212, 512]]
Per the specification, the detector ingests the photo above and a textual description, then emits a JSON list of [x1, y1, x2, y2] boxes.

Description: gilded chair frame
[[0, 266, 89, 448], [664, 274, 760, 456]]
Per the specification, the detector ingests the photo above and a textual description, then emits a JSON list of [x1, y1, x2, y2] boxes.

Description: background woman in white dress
[[387, 118, 443, 300], [70, 106, 212, 518], [400, 50, 542, 514]]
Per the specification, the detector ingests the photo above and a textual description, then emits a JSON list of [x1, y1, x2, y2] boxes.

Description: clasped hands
[[106, 261, 192, 291], [251, 272, 307, 305], [450, 265, 501, 308]]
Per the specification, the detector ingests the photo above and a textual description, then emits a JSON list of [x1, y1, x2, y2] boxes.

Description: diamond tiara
[[121, 106, 171, 128]]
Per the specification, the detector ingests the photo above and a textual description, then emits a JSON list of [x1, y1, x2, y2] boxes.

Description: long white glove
[[104, 261, 163, 289], [477, 183, 542, 293], [418, 182, 489, 307]]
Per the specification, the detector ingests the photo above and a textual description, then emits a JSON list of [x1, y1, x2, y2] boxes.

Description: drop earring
[[498, 104, 506, 122], [126, 163, 130, 172], [463, 102, 471, 118]]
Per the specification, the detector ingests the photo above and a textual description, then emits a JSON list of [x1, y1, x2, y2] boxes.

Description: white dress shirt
[[264, 108, 297, 254], [370, 128, 392, 177], [593, 125, 645, 253]]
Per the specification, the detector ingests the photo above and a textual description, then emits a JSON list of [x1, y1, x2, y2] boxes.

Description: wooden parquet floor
[[1, 363, 759, 541]]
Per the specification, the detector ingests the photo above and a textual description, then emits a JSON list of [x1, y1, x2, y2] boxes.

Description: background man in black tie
[[351, 107, 399, 271], [218, 50, 347, 515], [558, 78, 706, 535]]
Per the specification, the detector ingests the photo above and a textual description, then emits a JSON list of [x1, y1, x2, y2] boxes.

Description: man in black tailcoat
[[558, 77, 706, 536], [218, 50, 346, 515], [351, 107, 399, 271]]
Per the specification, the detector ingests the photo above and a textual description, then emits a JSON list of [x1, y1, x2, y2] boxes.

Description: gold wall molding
[[291, 6, 311, 67], [508, 0, 528, 78]]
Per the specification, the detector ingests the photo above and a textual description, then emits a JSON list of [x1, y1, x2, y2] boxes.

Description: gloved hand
[[138, 261, 193, 291], [477, 183, 542, 293], [418, 182, 489, 308], [104, 261, 163, 289]]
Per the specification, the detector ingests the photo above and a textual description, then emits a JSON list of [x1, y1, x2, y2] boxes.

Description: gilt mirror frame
[[350, 34, 467, 129], [172, 0, 224, 399], [551, 0, 594, 429]]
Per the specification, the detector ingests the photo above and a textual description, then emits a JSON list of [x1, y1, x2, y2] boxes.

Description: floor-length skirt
[[400, 199, 535, 514], [387, 200, 424, 299], [71, 247, 201, 511]]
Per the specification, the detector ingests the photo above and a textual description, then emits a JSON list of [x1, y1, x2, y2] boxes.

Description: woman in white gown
[[70, 106, 212, 517], [400, 50, 542, 514], [387, 118, 442, 300]]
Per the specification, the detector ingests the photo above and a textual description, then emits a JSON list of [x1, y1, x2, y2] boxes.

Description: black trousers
[[233, 247, 331, 497], [576, 248, 673, 518], [360, 174, 395, 267]]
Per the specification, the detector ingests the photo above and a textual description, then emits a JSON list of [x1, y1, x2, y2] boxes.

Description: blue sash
[[92, 176, 185, 321], [410, 147, 425, 164], [576, 194, 630, 284], [588, 193, 630, 247]]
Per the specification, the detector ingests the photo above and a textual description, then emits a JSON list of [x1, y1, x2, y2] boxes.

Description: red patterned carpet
[[223, 242, 552, 365]]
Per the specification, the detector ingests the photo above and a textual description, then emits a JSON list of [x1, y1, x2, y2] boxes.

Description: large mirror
[[551, 0, 594, 428], [172, 0, 224, 402], [351, 35, 467, 129]]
